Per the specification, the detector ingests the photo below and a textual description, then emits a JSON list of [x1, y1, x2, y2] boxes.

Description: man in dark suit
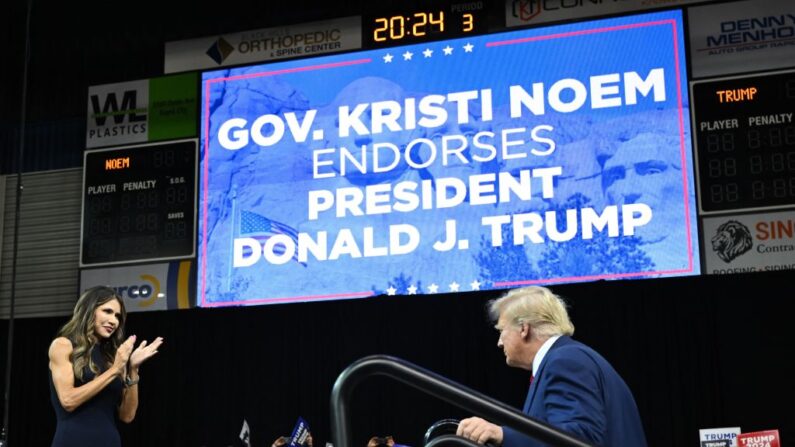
[[456, 286, 647, 446]]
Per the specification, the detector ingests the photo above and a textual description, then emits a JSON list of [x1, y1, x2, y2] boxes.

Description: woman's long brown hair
[[56, 286, 127, 381]]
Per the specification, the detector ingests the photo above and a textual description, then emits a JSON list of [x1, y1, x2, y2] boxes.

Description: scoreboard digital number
[[692, 70, 795, 214], [365, 2, 488, 47], [81, 139, 198, 266]]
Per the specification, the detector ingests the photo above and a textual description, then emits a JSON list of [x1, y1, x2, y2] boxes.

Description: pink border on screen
[[489, 18, 694, 287], [201, 59, 374, 307], [200, 17, 694, 304]]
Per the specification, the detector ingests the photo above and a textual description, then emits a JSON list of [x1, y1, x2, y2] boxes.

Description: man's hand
[[457, 417, 503, 445]]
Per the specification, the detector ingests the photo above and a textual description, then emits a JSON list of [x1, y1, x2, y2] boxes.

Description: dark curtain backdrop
[[1, 269, 793, 447]]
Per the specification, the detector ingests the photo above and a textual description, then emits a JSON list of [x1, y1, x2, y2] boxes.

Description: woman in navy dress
[[48, 286, 164, 446]]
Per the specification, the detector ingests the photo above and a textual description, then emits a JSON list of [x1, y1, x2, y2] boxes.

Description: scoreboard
[[80, 139, 198, 266], [692, 70, 795, 214], [80, 0, 795, 298]]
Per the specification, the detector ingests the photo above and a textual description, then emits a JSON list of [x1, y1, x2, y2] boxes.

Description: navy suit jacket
[[502, 336, 647, 447]]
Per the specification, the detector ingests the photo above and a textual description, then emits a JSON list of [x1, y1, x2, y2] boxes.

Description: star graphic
[[470, 279, 482, 291], [386, 286, 397, 296], [442, 45, 454, 56], [383, 53, 394, 63], [403, 50, 414, 61], [428, 283, 439, 294], [423, 48, 433, 58], [449, 281, 460, 292], [407, 285, 418, 295], [463, 43, 474, 53]]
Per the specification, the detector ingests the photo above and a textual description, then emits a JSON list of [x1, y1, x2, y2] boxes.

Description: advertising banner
[[505, 0, 704, 28], [688, 0, 795, 78], [86, 73, 197, 148], [80, 260, 194, 311], [164, 16, 361, 73], [702, 210, 795, 275], [199, 10, 699, 306]]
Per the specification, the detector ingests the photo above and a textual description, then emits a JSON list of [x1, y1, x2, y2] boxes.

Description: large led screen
[[199, 10, 699, 306]]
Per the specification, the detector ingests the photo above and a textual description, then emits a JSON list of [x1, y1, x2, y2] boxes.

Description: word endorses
[[313, 125, 555, 180]]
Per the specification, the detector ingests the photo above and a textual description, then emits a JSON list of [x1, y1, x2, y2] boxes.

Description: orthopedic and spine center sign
[[199, 10, 699, 306]]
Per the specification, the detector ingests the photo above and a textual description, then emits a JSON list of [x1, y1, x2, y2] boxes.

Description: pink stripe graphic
[[200, 58, 372, 307], [489, 17, 695, 282], [486, 19, 676, 47], [201, 16, 695, 304], [203, 291, 375, 307]]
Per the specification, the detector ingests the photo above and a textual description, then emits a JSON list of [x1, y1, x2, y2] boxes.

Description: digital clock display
[[365, 3, 486, 46], [81, 139, 198, 266], [692, 70, 795, 214]]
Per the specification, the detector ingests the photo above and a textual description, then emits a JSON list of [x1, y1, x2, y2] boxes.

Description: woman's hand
[[113, 335, 137, 375], [129, 337, 164, 371]]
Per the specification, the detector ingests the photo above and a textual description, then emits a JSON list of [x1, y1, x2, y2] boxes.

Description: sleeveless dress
[[50, 344, 123, 447]]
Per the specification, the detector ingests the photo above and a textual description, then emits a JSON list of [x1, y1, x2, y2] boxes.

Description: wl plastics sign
[[86, 73, 197, 148], [164, 16, 361, 74]]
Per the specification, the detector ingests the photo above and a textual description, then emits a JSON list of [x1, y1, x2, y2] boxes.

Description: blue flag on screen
[[239, 210, 305, 266], [289, 416, 311, 447]]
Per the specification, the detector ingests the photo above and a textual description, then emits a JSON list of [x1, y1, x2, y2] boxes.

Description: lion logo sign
[[711, 220, 753, 263]]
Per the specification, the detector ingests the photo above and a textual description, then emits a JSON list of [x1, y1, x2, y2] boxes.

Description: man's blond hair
[[488, 286, 574, 339]]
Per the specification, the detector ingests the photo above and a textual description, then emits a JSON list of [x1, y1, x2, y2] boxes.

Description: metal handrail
[[425, 434, 483, 447], [330, 355, 594, 447]]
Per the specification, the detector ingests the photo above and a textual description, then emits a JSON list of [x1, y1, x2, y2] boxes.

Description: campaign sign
[[703, 441, 732, 447], [737, 430, 780, 447], [199, 10, 699, 306], [288, 417, 311, 447], [700, 427, 742, 447]]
